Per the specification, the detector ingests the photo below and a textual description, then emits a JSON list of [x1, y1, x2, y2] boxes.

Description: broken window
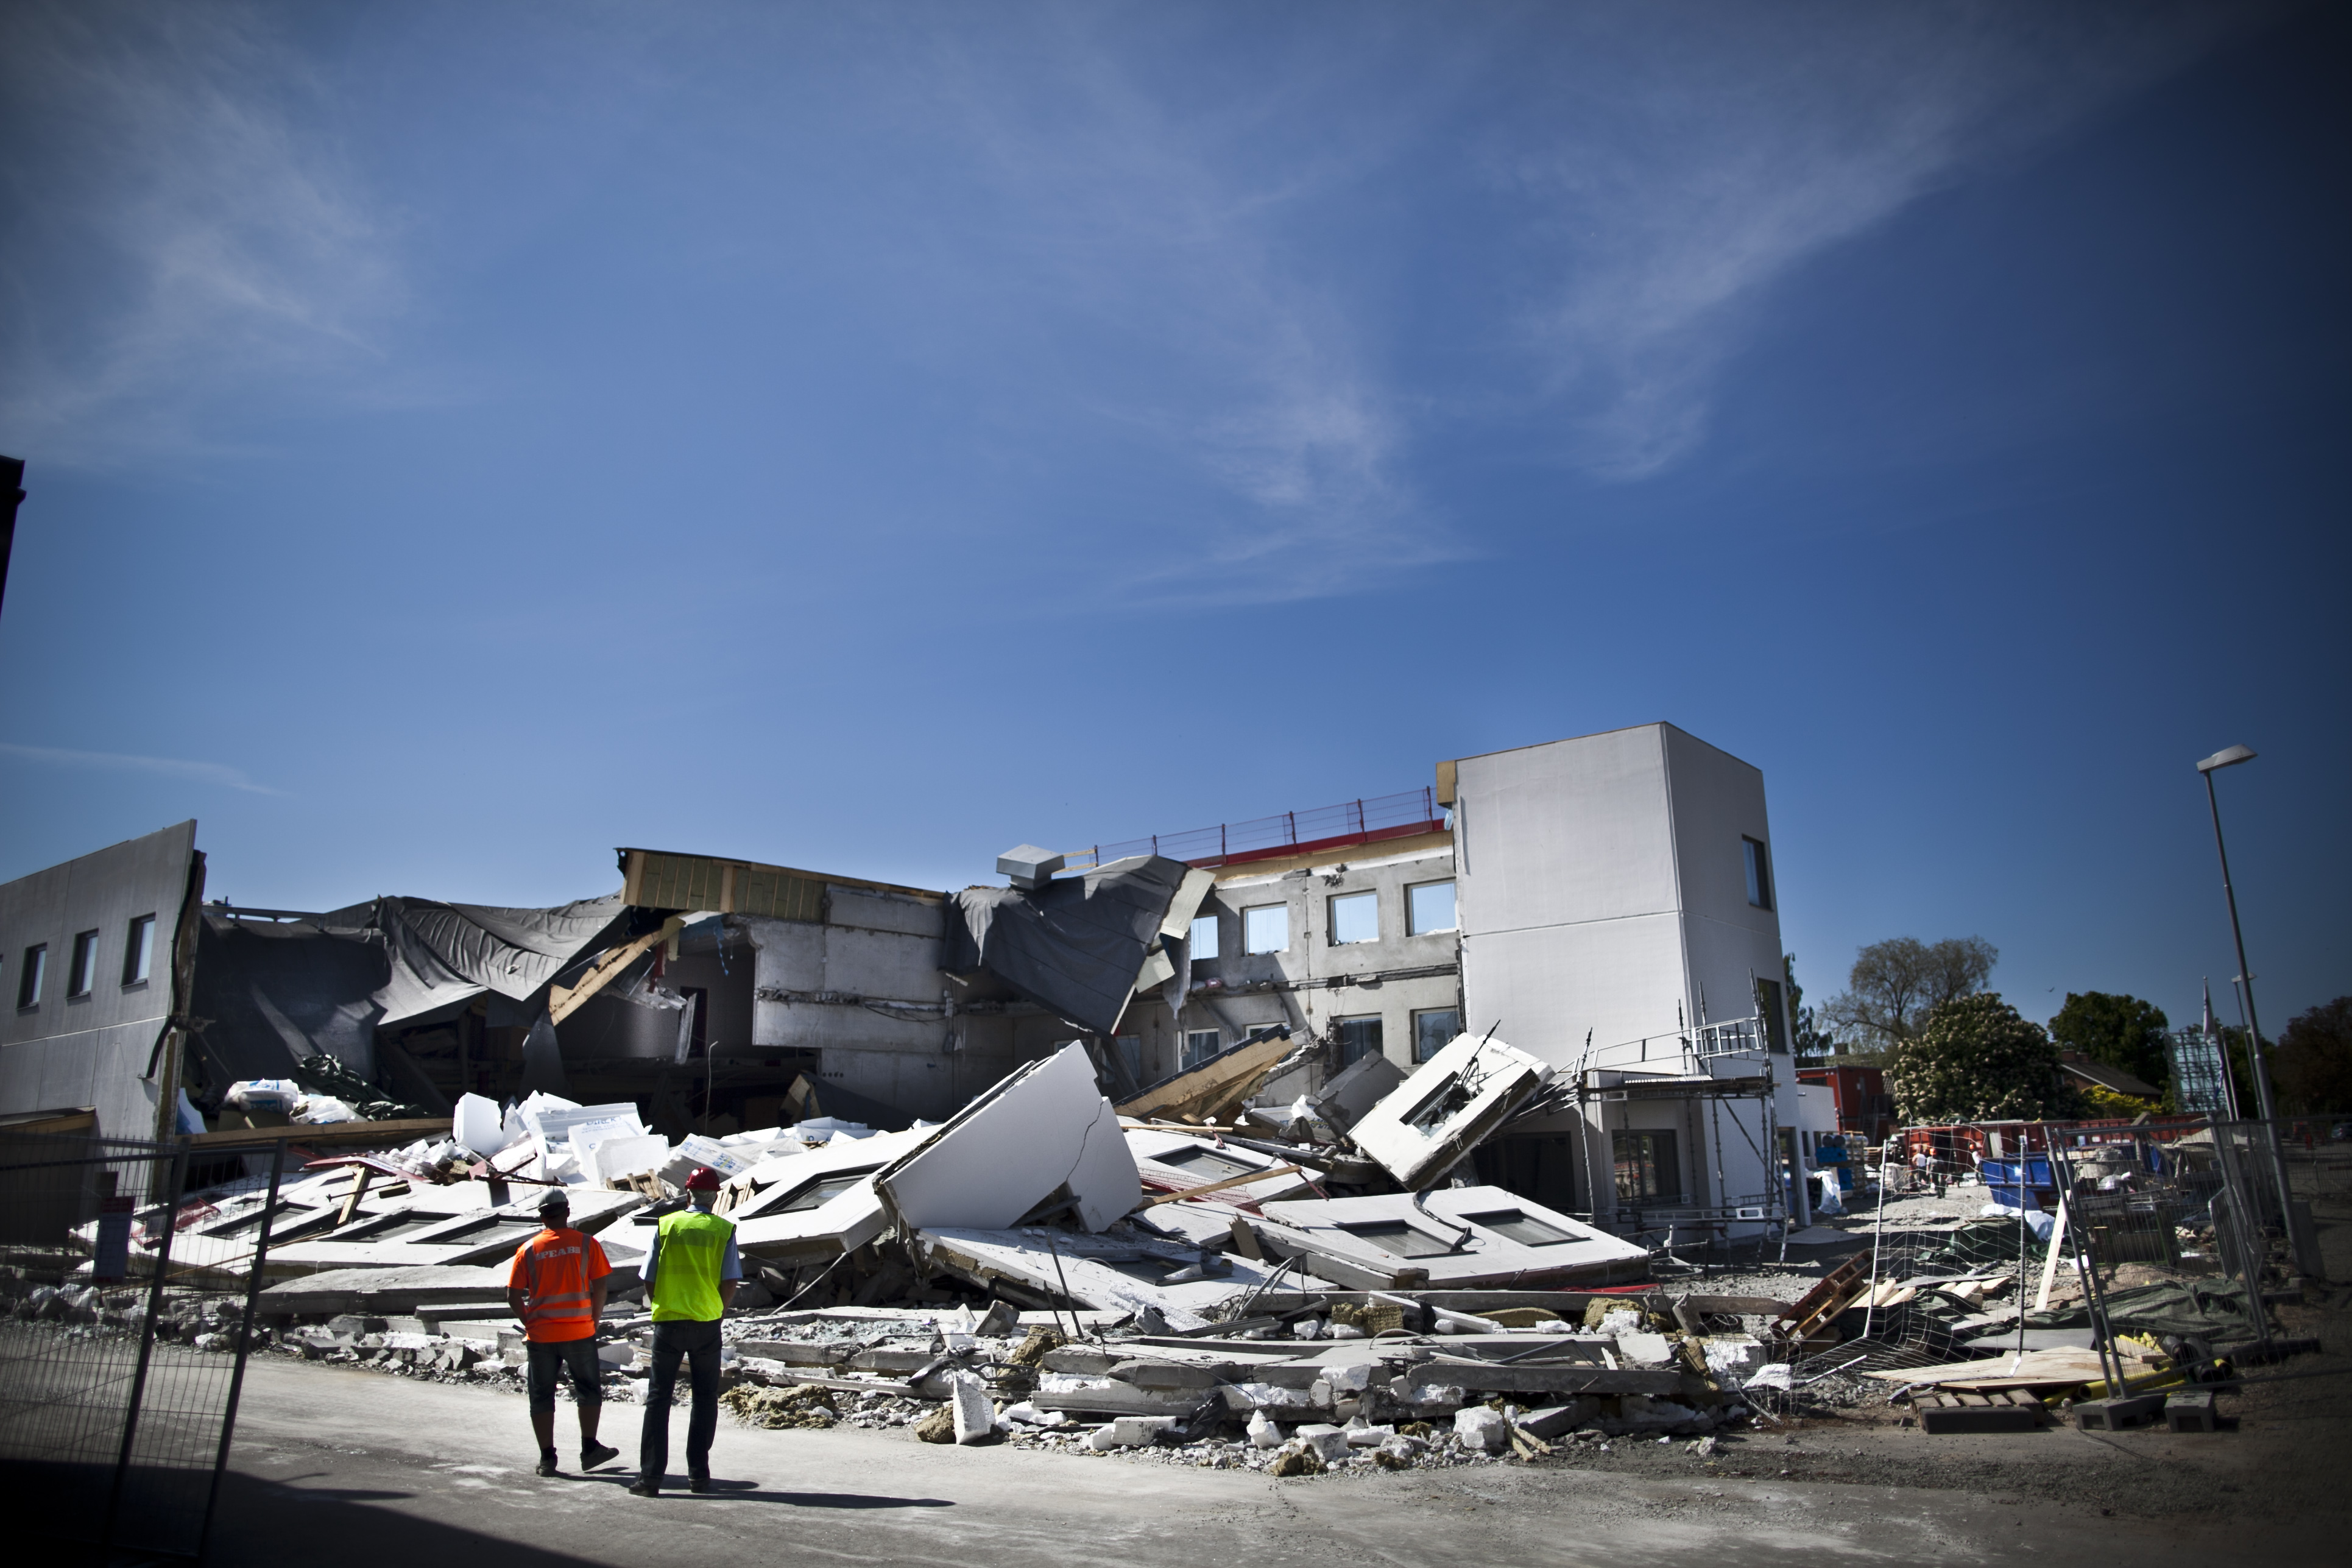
[[1411, 1007, 1460, 1063], [1155, 1144, 1260, 1184], [66, 930, 99, 998], [1612, 1129, 1681, 1204], [122, 913, 156, 986], [1188, 913, 1220, 962], [1743, 837, 1773, 910], [1460, 1209, 1573, 1246], [1335, 1014, 1383, 1069], [773, 1170, 878, 1213], [1407, 879, 1456, 935], [18, 944, 46, 1008], [1328, 891, 1377, 945], [1182, 1029, 1221, 1069], [1337, 1218, 1460, 1258], [1241, 904, 1288, 954]]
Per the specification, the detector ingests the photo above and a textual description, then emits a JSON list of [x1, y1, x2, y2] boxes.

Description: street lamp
[[2197, 743, 2304, 1269]]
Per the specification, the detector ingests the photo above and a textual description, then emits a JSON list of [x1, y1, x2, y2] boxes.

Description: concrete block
[[1520, 1399, 1599, 1440], [973, 1300, 1020, 1337], [1454, 1406, 1508, 1453], [952, 1373, 995, 1445], [1700, 1335, 1766, 1380], [1614, 1331, 1673, 1366], [1293, 1424, 1352, 1464], [1247, 1410, 1284, 1449], [2164, 1390, 2217, 1433], [1916, 1396, 2043, 1435], [1344, 1421, 1396, 1447], [1325, 1361, 1378, 1394], [597, 1341, 635, 1368], [1087, 1415, 1178, 1449], [1374, 1434, 1421, 1469], [2073, 1394, 2166, 1431]]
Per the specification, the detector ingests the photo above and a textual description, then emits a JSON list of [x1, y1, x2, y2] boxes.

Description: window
[[1156, 1145, 1260, 1184], [68, 930, 101, 998], [1412, 1007, 1460, 1063], [1183, 1029, 1221, 1069], [1407, 879, 1457, 935], [18, 944, 48, 1009], [1337, 1219, 1460, 1259], [1241, 904, 1288, 954], [1328, 891, 1377, 945], [1612, 1129, 1682, 1204], [123, 914, 157, 986], [774, 1170, 878, 1213], [1461, 1209, 1574, 1246], [1187, 913, 1220, 962], [1335, 1014, 1383, 1068], [1743, 837, 1773, 910], [1113, 1034, 1142, 1085]]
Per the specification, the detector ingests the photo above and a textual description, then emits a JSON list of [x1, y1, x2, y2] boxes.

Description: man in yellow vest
[[627, 1164, 741, 1496]]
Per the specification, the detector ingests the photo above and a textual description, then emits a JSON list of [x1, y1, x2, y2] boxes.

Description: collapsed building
[[0, 722, 1812, 1240]]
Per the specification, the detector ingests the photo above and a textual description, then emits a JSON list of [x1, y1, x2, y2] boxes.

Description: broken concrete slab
[[1247, 1186, 1649, 1290], [1124, 1126, 1315, 1206], [1453, 1406, 1508, 1453], [1345, 1031, 1552, 1192], [878, 1045, 1139, 1234], [914, 1224, 1301, 1332]]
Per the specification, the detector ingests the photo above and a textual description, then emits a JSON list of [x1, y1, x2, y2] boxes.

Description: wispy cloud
[[0, 742, 283, 796], [1490, 1, 2278, 478], [0, 1, 401, 461]]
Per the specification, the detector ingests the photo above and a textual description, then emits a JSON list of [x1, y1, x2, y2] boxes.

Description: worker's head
[[683, 1165, 723, 1207], [537, 1191, 570, 1226]]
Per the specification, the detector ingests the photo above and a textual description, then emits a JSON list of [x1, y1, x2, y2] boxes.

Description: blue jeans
[[638, 1318, 722, 1483]]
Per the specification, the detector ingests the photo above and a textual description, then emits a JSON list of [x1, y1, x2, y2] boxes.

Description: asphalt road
[[199, 1358, 2332, 1567]]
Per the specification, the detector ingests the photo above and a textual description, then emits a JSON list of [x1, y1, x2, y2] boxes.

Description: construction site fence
[[1759, 1115, 2337, 1408], [0, 1127, 287, 1564]]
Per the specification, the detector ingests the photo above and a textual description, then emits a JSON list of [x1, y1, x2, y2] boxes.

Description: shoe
[[581, 1443, 620, 1472], [626, 1480, 660, 1497], [688, 1475, 710, 1494], [535, 1458, 560, 1478]]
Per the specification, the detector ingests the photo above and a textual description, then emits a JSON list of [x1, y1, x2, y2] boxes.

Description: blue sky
[[2, 1, 2345, 1039]]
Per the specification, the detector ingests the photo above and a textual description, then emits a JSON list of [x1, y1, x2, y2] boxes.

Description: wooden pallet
[[1915, 1390, 2047, 1435], [1771, 1255, 1869, 1344]]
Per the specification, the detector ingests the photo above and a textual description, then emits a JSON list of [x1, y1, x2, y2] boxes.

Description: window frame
[[1182, 1029, 1222, 1070], [1327, 890, 1378, 946], [1611, 1128, 1683, 1204], [1187, 913, 1220, 963], [1411, 1006, 1461, 1064], [16, 944, 46, 1010], [123, 913, 158, 987], [1334, 1013, 1383, 1068], [1742, 836, 1773, 911], [1406, 878, 1457, 936], [1240, 903, 1289, 955], [67, 929, 101, 999]]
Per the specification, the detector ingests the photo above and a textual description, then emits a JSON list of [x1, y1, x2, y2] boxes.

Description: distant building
[[2057, 1052, 2163, 1103], [1796, 1062, 1896, 1146]]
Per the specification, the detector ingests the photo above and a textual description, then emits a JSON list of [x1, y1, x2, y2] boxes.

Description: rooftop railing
[[1064, 786, 1446, 872]]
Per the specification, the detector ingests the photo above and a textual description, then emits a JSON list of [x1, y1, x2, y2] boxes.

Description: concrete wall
[[0, 821, 197, 1142]]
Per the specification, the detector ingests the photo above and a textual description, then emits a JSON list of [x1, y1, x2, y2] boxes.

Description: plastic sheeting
[[945, 855, 1190, 1035]]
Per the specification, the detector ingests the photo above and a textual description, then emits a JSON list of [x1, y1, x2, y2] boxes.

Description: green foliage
[[1784, 953, 1836, 1058], [1884, 992, 2085, 1125], [1824, 936, 1997, 1051], [2048, 991, 2171, 1090], [2276, 997, 2352, 1114]]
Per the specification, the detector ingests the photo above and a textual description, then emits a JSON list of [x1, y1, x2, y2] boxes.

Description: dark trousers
[[639, 1318, 722, 1483]]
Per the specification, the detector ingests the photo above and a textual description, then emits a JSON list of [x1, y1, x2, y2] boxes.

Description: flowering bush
[[1886, 993, 2085, 1125]]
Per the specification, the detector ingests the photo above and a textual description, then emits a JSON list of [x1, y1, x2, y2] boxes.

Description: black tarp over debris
[[945, 855, 1190, 1035], [187, 894, 628, 1091]]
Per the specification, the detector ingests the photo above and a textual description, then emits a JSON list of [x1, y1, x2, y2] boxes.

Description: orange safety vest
[[507, 1226, 612, 1343]]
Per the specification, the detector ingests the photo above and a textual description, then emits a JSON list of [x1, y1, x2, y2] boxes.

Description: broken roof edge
[[616, 846, 945, 907]]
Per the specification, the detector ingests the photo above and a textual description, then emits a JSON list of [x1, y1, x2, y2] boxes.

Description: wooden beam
[[548, 917, 682, 1025], [180, 1117, 452, 1150]]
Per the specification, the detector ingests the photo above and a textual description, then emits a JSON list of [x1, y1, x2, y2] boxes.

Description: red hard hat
[[683, 1165, 724, 1192]]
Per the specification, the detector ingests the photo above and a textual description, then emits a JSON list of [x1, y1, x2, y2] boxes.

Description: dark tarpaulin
[[945, 855, 1188, 1036], [185, 892, 630, 1096]]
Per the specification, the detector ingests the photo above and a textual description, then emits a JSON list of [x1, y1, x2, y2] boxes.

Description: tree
[[2047, 992, 2171, 1092], [1784, 953, 1836, 1058], [1884, 992, 2083, 1125], [2276, 997, 2352, 1114], [1823, 936, 1998, 1052]]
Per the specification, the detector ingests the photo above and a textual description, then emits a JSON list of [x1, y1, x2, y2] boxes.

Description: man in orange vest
[[506, 1190, 621, 1478]]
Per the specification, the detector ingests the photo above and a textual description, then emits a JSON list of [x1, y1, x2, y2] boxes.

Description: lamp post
[[2197, 744, 2302, 1266]]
